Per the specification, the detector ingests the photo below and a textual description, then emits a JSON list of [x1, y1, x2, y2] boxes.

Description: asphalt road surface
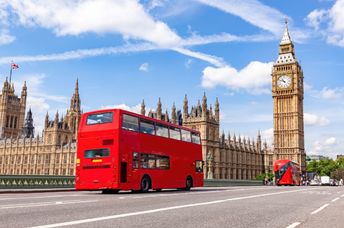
[[0, 186, 343, 228]]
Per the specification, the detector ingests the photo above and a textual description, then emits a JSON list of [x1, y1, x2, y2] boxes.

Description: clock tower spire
[[272, 21, 306, 171]]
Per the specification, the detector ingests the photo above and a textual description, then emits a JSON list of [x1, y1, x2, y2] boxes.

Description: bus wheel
[[185, 176, 193, 191], [140, 175, 151, 193]]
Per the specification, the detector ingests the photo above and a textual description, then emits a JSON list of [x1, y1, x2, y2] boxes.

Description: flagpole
[[9, 65, 13, 83]]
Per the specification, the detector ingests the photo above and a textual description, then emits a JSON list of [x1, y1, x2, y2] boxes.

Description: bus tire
[[185, 176, 193, 191], [140, 175, 151, 193]]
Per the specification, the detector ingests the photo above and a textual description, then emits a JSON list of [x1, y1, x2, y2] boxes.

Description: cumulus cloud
[[320, 87, 344, 100], [324, 137, 336, 146], [201, 61, 273, 94], [5, 0, 181, 48], [304, 113, 330, 126], [309, 137, 338, 156], [306, 0, 344, 47], [100, 103, 142, 114], [139, 63, 149, 72]]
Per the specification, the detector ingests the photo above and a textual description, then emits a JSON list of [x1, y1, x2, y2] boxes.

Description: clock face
[[277, 75, 292, 89]]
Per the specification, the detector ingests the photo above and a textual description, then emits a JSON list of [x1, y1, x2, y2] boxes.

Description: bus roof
[[83, 108, 201, 134]]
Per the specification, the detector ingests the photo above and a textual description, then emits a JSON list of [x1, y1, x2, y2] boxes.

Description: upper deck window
[[191, 132, 201, 144], [156, 124, 169, 138], [140, 119, 155, 135], [181, 129, 191, 142], [122, 114, 139, 132], [169, 127, 181, 140], [87, 112, 113, 125]]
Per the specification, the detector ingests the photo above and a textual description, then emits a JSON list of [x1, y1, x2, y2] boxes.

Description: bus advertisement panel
[[76, 109, 204, 193]]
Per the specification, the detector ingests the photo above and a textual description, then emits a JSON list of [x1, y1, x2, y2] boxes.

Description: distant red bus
[[75, 109, 204, 193], [274, 159, 301, 186]]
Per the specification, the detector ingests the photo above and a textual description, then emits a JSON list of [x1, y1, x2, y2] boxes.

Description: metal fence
[[0, 175, 75, 189]]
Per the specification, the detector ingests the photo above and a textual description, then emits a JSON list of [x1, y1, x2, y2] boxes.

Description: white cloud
[[174, 47, 226, 67], [320, 87, 344, 100], [5, 0, 181, 48], [306, 0, 344, 47], [185, 59, 193, 68], [306, 9, 328, 30], [195, 0, 286, 36], [201, 61, 273, 94], [0, 29, 15, 45], [0, 43, 156, 64], [309, 137, 338, 157], [325, 137, 336, 146], [139, 63, 149, 72], [100, 103, 142, 114], [304, 113, 330, 126]]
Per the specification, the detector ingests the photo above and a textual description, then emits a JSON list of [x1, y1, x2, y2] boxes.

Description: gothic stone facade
[[0, 80, 80, 176], [143, 94, 272, 180]]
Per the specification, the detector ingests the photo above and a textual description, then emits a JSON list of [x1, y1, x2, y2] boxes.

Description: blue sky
[[0, 0, 344, 158]]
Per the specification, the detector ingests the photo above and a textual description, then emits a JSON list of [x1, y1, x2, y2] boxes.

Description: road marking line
[[30, 189, 308, 228], [117, 187, 274, 200], [0, 195, 83, 201], [331, 197, 340, 202], [0, 200, 98, 210], [311, 203, 329, 215], [341, 194, 344, 198], [286, 222, 301, 228]]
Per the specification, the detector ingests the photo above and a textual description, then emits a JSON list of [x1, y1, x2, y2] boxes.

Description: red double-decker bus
[[274, 159, 301, 186], [75, 109, 204, 193]]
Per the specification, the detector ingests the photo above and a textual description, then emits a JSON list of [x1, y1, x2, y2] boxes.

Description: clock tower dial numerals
[[277, 75, 292, 89]]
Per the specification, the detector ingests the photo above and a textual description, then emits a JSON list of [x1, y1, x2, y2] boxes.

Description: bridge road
[[0, 186, 343, 228]]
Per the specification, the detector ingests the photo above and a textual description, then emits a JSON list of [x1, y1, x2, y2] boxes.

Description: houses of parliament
[[0, 22, 305, 179]]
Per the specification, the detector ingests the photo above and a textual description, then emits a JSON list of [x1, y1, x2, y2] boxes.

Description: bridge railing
[[0, 175, 75, 189]]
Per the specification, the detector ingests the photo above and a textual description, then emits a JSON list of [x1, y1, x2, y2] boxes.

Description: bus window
[[156, 124, 169, 138], [156, 156, 170, 170], [181, 129, 191, 142], [87, 112, 113, 125], [122, 114, 139, 131], [191, 132, 201, 144], [84, 148, 110, 158], [133, 152, 139, 169], [169, 127, 181, 140], [140, 119, 155, 135]]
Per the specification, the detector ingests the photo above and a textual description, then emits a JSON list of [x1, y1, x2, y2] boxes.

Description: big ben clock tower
[[272, 21, 306, 171]]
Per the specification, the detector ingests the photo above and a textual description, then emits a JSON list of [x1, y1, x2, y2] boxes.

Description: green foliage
[[256, 172, 274, 181], [307, 158, 344, 178]]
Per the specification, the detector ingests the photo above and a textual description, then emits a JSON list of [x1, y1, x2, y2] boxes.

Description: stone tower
[[182, 93, 220, 179], [0, 79, 27, 138], [23, 108, 34, 138], [43, 79, 81, 145], [64, 79, 81, 139], [272, 21, 306, 170]]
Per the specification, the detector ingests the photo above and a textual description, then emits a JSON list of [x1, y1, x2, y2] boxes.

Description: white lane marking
[[331, 197, 340, 202], [311, 203, 329, 215], [341, 194, 344, 198], [0, 200, 98, 210], [286, 222, 301, 228], [0, 194, 83, 201], [30, 188, 308, 228], [118, 187, 274, 200]]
